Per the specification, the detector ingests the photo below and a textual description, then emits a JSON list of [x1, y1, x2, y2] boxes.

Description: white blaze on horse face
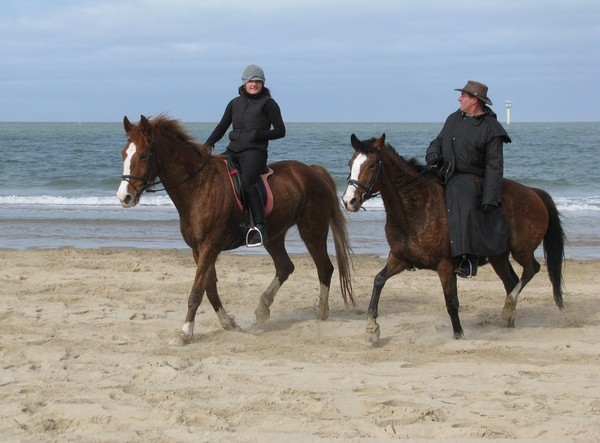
[[116, 142, 137, 202], [342, 153, 368, 207]]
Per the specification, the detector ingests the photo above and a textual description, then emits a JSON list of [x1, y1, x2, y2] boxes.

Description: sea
[[1, 121, 599, 259]]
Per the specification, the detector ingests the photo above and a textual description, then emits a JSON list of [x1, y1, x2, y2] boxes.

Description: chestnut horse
[[342, 134, 565, 341], [117, 115, 354, 342]]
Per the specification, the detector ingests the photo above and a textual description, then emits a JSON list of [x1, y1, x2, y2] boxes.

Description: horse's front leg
[[438, 260, 463, 339], [180, 261, 209, 342], [365, 254, 411, 343], [204, 263, 239, 331], [180, 253, 236, 342], [365, 265, 389, 343]]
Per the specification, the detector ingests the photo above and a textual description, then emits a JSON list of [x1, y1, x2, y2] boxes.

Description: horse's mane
[[357, 137, 434, 177], [150, 114, 208, 156]]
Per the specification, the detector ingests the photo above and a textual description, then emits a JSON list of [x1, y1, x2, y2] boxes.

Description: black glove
[[426, 152, 443, 166], [481, 204, 497, 214]]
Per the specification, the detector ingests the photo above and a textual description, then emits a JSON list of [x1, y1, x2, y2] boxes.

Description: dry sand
[[1, 247, 599, 442]]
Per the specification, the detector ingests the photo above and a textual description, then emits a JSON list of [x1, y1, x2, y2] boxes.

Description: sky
[[1, 0, 599, 123]]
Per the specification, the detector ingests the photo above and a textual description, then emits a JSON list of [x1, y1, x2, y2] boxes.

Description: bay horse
[[117, 115, 354, 342], [342, 134, 565, 341]]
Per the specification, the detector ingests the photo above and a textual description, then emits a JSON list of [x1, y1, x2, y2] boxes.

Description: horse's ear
[[350, 134, 360, 151], [123, 116, 132, 133], [373, 133, 386, 151], [140, 115, 151, 136]]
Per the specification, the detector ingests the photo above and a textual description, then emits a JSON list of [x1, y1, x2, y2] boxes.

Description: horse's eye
[[367, 163, 376, 170], [139, 153, 148, 160]]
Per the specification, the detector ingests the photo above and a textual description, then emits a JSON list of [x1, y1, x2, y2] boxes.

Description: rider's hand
[[426, 152, 443, 166], [481, 204, 497, 214]]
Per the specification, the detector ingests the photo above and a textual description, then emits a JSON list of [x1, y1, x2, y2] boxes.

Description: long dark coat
[[426, 108, 512, 257]]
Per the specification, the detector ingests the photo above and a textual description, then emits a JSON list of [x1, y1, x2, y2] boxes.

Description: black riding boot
[[455, 254, 478, 279], [245, 185, 268, 247]]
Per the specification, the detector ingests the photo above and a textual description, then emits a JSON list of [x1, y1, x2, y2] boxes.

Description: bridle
[[347, 151, 437, 203], [120, 137, 212, 200], [120, 138, 157, 200], [347, 158, 383, 203]]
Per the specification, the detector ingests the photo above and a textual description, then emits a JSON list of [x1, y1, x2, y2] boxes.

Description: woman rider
[[204, 65, 286, 246]]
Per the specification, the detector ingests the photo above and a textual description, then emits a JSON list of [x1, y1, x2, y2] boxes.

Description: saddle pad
[[223, 159, 274, 216]]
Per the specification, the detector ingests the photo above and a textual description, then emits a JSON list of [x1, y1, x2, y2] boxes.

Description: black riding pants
[[224, 148, 268, 192]]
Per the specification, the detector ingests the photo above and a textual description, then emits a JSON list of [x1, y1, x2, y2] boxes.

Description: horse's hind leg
[[298, 219, 334, 321], [490, 252, 540, 328], [489, 253, 519, 327], [255, 236, 295, 324]]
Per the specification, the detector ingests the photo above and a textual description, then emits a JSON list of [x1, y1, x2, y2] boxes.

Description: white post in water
[[506, 101, 512, 125]]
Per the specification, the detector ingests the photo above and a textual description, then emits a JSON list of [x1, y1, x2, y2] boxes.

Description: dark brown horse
[[342, 134, 565, 341], [117, 115, 354, 342]]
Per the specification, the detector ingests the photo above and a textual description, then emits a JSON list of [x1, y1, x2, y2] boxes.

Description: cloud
[[1, 0, 599, 121]]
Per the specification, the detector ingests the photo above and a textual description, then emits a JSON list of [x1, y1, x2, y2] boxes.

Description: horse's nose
[[343, 197, 355, 210], [342, 195, 360, 212], [118, 193, 134, 207]]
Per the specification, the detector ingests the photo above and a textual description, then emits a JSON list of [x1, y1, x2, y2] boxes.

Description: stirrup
[[246, 226, 264, 248], [456, 257, 476, 279]]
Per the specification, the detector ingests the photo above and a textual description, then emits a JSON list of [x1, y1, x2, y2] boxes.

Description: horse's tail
[[311, 164, 356, 307], [533, 187, 566, 309]]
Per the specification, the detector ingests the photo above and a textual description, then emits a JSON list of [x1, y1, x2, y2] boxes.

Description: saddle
[[222, 156, 274, 250]]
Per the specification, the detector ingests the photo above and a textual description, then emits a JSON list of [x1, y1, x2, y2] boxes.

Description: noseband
[[347, 158, 383, 202]]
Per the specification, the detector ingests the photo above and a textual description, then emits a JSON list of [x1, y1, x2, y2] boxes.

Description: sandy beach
[[1, 247, 599, 442]]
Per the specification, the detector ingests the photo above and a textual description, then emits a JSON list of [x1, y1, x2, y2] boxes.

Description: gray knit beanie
[[241, 64, 265, 85]]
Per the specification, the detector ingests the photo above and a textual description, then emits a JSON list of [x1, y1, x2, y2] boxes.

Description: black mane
[[357, 138, 436, 178]]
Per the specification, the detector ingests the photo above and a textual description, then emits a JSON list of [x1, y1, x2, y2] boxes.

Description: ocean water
[[1, 121, 599, 259]]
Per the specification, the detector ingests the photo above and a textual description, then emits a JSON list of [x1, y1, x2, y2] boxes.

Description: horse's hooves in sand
[[169, 332, 191, 346]]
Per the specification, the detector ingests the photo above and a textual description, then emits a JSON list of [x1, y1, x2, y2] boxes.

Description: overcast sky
[[2, 0, 599, 122]]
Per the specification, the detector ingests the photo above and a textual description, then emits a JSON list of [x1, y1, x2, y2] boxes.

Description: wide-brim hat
[[455, 80, 492, 106], [241, 64, 265, 85]]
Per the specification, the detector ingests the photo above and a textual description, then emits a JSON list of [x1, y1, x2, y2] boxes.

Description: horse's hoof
[[502, 309, 516, 328], [169, 332, 191, 346], [220, 319, 240, 331], [255, 307, 271, 325], [365, 330, 380, 343], [316, 308, 329, 321], [454, 330, 464, 340], [365, 316, 381, 343], [365, 324, 381, 343]]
